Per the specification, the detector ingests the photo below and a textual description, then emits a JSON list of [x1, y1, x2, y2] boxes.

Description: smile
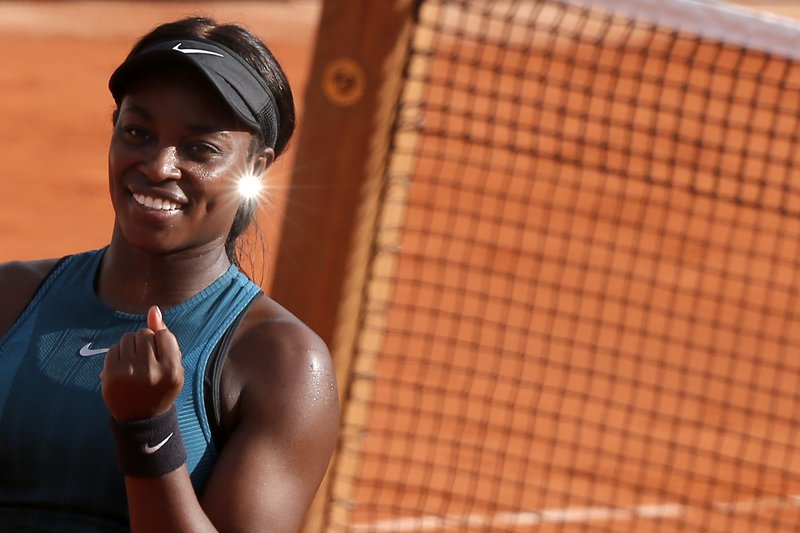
[[132, 193, 182, 211]]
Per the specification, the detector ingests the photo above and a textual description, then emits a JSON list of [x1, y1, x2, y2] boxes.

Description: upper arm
[[200, 315, 340, 532], [0, 258, 61, 338]]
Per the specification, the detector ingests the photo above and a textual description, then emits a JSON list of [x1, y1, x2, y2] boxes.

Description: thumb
[[147, 305, 167, 332]]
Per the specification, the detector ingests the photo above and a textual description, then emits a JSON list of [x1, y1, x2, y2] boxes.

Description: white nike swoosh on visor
[[143, 432, 174, 454], [79, 343, 110, 357], [172, 43, 224, 57]]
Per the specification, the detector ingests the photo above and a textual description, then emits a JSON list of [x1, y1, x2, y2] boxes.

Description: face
[[108, 67, 269, 258]]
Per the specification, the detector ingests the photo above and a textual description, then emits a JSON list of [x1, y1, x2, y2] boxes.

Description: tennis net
[[324, 1, 800, 530]]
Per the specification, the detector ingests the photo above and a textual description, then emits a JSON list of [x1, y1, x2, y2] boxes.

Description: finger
[[153, 328, 181, 364], [153, 329, 184, 387], [147, 305, 167, 332], [101, 344, 121, 380], [119, 332, 137, 363], [135, 328, 158, 370]]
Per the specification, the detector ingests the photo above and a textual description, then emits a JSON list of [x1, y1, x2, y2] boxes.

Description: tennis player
[[0, 17, 339, 532]]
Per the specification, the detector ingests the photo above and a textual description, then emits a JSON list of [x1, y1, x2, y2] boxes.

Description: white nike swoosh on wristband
[[143, 432, 174, 454], [79, 343, 110, 357], [172, 42, 224, 57]]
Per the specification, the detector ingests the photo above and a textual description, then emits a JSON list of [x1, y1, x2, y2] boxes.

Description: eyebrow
[[124, 105, 152, 120], [123, 105, 234, 137], [188, 125, 233, 138]]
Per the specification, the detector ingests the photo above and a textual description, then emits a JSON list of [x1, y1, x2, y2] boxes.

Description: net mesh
[[325, 1, 800, 531]]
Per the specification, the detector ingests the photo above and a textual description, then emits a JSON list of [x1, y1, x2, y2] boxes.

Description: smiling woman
[[107, 65, 263, 264], [0, 17, 338, 533]]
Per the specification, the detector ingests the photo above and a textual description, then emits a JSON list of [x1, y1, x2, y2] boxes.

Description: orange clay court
[[4, 2, 800, 533]]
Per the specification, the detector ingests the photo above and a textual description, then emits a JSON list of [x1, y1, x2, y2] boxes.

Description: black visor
[[109, 38, 279, 148]]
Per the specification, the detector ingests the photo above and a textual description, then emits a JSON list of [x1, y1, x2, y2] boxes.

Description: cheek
[[197, 158, 249, 207], [107, 151, 124, 202], [193, 175, 241, 224], [108, 135, 137, 182]]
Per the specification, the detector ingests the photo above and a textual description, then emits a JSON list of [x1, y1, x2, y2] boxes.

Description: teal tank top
[[0, 248, 262, 531]]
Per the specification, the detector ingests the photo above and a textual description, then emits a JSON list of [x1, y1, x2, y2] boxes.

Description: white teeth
[[133, 193, 180, 211]]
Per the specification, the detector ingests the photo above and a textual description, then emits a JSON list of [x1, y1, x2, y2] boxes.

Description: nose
[[144, 145, 181, 182]]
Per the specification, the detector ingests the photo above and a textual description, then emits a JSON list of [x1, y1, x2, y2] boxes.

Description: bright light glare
[[237, 172, 263, 201]]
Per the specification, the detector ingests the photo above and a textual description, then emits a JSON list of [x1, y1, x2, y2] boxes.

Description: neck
[[98, 229, 233, 314]]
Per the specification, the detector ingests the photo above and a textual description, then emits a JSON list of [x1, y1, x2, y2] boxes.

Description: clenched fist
[[101, 305, 184, 421]]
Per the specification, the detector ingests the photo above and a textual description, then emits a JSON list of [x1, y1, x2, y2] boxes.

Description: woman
[[0, 17, 339, 532]]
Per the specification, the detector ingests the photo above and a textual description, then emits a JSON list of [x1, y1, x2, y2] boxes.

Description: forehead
[[117, 66, 252, 133]]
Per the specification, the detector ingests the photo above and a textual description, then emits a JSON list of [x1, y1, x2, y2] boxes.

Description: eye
[[186, 142, 221, 158], [122, 125, 151, 143]]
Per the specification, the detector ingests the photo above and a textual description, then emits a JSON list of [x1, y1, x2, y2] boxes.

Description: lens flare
[[237, 172, 263, 201]]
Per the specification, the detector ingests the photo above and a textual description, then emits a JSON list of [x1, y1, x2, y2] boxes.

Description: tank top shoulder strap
[[0, 254, 73, 350], [32, 255, 72, 296], [203, 289, 263, 448]]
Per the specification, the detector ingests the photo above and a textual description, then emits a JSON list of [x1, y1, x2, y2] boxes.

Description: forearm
[[104, 310, 215, 531], [125, 466, 218, 533]]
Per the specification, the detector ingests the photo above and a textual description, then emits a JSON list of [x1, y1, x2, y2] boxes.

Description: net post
[[271, 0, 419, 531]]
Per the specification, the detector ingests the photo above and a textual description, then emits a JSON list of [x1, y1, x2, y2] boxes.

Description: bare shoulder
[[221, 294, 339, 432], [0, 258, 62, 338], [210, 293, 340, 519], [202, 297, 340, 529]]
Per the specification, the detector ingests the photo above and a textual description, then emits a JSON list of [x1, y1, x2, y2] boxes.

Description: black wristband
[[110, 406, 187, 477]]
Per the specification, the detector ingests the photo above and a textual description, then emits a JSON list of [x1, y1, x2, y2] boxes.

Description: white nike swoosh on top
[[79, 343, 110, 357], [172, 42, 224, 57], [143, 432, 174, 454]]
